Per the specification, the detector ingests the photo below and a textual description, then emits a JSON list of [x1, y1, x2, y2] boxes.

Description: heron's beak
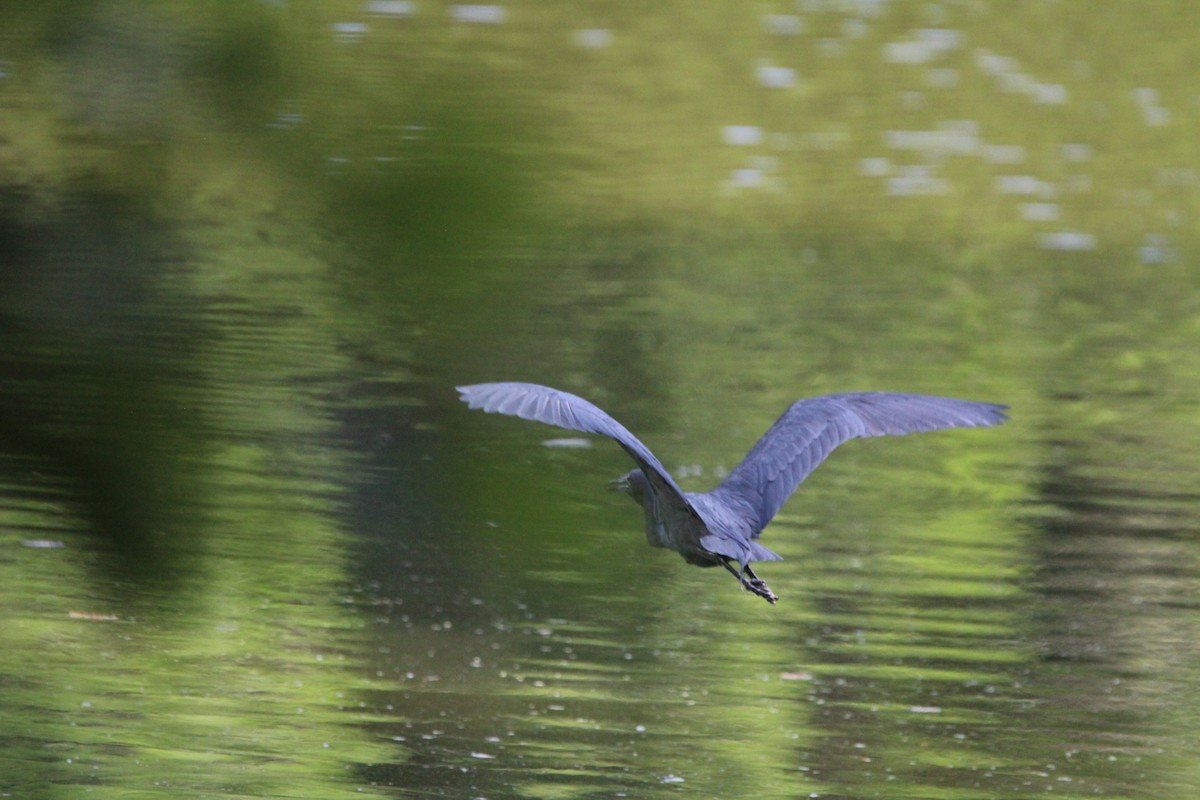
[[606, 476, 629, 492]]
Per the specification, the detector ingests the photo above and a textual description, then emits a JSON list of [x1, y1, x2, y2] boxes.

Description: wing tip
[[981, 402, 1010, 426], [456, 383, 483, 407]]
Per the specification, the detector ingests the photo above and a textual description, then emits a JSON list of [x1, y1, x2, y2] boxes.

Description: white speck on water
[[763, 14, 804, 36], [997, 71, 1036, 94], [332, 22, 369, 41], [859, 157, 891, 176], [1138, 235, 1175, 264], [1038, 231, 1096, 251], [975, 50, 1018, 76], [1132, 87, 1160, 106], [756, 61, 798, 89], [723, 125, 764, 146], [884, 125, 978, 155], [450, 4, 506, 24], [364, 1, 415, 16], [1020, 202, 1060, 222], [729, 168, 765, 188], [541, 438, 592, 449], [887, 168, 949, 196], [996, 175, 1054, 197], [574, 28, 612, 49], [1060, 143, 1092, 162], [1142, 105, 1171, 126], [883, 41, 935, 64], [1031, 83, 1067, 104], [883, 28, 960, 64]]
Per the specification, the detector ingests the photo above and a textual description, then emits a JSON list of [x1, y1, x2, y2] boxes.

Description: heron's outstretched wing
[[709, 392, 1008, 535], [457, 382, 690, 505]]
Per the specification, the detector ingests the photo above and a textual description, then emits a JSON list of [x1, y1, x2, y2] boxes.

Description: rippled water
[[4, 2, 1200, 799]]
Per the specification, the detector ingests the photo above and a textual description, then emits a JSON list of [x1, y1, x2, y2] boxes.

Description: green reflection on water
[[3, 0, 1200, 798], [0, 434, 393, 796]]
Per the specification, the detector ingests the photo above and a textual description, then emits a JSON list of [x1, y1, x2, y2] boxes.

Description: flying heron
[[458, 382, 1007, 603]]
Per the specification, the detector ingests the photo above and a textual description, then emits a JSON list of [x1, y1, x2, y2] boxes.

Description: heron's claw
[[721, 559, 779, 604], [744, 577, 778, 604], [741, 563, 778, 604]]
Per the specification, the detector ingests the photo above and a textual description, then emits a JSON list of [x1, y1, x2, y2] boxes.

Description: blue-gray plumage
[[457, 382, 1007, 603]]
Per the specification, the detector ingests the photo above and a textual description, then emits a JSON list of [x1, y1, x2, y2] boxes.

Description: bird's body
[[458, 382, 1007, 603]]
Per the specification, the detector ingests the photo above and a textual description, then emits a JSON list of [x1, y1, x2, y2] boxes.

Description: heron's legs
[[721, 559, 778, 604]]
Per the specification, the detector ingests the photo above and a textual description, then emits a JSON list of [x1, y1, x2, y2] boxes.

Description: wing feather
[[457, 382, 690, 506], [709, 392, 1008, 534]]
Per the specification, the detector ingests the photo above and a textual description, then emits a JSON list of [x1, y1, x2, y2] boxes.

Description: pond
[[2, 2, 1199, 798]]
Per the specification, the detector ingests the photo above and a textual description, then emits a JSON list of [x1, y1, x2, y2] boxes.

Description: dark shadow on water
[[0, 184, 211, 590]]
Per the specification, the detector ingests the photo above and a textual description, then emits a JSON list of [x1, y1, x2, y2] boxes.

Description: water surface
[[3, 2, 1200, 798]]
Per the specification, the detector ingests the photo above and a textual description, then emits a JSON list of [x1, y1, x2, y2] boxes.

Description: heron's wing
[[457, 382, 690, 502], [709, 393, 1008, 535]]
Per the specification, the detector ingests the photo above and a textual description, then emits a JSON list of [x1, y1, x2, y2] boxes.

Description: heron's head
[[607, 469, 649, 502]]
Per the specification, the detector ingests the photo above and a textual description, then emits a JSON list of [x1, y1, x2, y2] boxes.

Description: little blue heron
[[458, 382, 1007, 603]]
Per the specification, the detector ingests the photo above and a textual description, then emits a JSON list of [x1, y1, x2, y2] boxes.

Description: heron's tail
[[700, 534, 783, 566], [748, 541, 783, 562]]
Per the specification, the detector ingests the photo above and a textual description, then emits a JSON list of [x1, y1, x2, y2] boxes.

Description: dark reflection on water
[[0, 187, 209, 587], [1022, 462, 1200, 789]]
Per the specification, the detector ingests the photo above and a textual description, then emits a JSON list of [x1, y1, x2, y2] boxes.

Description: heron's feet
[[744, 576, 778, 604], [722, 560, 779, 604]]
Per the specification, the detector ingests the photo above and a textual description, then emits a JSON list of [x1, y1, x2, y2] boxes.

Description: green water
[[2, 2, 1199, 798]]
